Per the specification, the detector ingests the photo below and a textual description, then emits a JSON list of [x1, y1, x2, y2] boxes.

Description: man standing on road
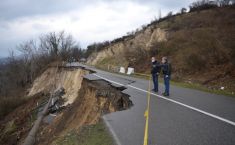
[[151, 57, 161, 92], [161, 57, 171, 96]]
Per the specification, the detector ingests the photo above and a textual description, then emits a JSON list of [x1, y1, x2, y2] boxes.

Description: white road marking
[[93, 73, 235, 126], [102, 116, 122, 145], [93, 74, 124, 86]]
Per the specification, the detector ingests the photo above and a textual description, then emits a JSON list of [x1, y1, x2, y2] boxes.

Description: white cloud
[[0, 0, 195, 57]]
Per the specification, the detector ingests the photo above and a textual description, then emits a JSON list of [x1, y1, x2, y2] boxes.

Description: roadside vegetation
[[0, 31, 86, 120], [93, 65, 235, 97], [52, 121, 114, 145], [1, 0, 235, 144], [86, 0, 235, 94]]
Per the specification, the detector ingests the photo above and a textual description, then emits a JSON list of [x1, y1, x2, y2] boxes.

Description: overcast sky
[[0, 0, 195, 57]]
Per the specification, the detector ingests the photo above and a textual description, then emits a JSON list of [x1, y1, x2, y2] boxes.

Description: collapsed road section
[[8, 65, 133, 145], [35, 77, 133, 145]]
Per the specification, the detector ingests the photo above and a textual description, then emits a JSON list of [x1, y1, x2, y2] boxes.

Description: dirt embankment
[[87, 26, 167, 67], [28, 66, 87, 106], [86, 7, 235, 92], [0, 66, 132, 145], [36, 78, 132, 145]]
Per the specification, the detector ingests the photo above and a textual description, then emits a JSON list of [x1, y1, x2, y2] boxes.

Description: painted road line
[[103, 116, 122, 145], [94, 73, 151, 145], [93, 74, 124, 86], [93, 73, 235, 127], [127, 85, 235, 127], [143, 76, 151, 145]]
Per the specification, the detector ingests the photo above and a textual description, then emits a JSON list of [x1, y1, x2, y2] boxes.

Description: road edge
[[102, 115, 122, 145]]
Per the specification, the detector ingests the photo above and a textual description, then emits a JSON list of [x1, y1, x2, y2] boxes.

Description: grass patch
[[28, 109, 38, 125], [3, 120, 17, 135], [132, 73, 235, 97], [0, 120, 17, 141], [170, 80, 235, 97], [53, 121, 114, 145]]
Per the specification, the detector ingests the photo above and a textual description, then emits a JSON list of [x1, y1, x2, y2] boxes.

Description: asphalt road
[[70, 63, 235, 145]]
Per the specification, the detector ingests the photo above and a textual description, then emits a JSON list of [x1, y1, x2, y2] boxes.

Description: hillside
[[0, 66, 132, 145], [87, 6, 235, 92]]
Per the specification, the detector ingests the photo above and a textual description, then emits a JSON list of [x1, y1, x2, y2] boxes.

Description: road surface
[[71, 63, 235, 145]]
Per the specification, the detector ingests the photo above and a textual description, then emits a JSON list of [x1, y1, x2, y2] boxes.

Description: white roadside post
[[119, 67, 125, 74], [127, 67, 134, 75]]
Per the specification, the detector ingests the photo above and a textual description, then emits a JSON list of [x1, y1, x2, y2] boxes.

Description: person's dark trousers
[[152, 73, 158, 92], [164, 75, 170, 95]]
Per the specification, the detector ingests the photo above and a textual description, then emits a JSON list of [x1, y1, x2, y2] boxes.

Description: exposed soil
[[0, 66, 132, 145], [86, 6, 235, 93], [35, 78, 132, 145], [28, 67, 88, 105]]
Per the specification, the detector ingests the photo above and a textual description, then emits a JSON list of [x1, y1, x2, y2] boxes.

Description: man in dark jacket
[[161, 57, 171, 96], [151, 57, 161, 92]]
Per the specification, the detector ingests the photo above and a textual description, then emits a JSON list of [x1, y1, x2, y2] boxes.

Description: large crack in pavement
[[32, 66, 133, 145]]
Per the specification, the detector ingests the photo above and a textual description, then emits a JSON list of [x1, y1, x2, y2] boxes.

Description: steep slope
[[87, 6, 235, 92], [28, 66, 87, 105], [37, 78, 132, 145], [0, 66, 132, 145], [87, 27, 167, 68]]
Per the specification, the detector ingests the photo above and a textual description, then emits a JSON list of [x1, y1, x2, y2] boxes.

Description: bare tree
[[189, 0, 218, 12], [17, 40, 38, 84], [39, 31, 76, 61], [0, 31, 81, 119], [181, 8, 187, 14], [219, 0, 231, 6], [59, 33, 75, 60], [167, 11, 173, 17]]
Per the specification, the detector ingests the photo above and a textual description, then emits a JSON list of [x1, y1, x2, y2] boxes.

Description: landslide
[[35, 76, 132, 145], [1, 66, 88, 145], [28, 66, 87, 106], [0, 66, 132, 145]]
